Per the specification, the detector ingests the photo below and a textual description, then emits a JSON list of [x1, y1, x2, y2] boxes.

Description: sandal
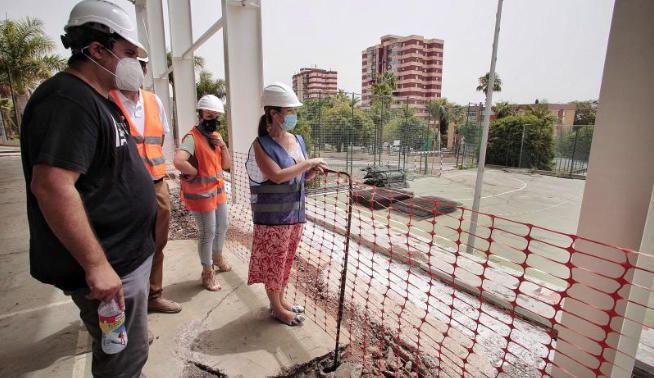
[[201, 269, 221, 291], [270, 304, 304, 314], [271, 310, 305, 326], [289, 304, 305, 314], [213, 255, 232, 272]]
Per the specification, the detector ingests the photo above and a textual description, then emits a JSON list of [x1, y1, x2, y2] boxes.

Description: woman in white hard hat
[[245, 83, 327, 326], [174, 95, 232, 291]]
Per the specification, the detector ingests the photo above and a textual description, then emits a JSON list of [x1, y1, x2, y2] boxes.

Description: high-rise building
[[361, 35, 444, 118], [292, 67, 338, 100]]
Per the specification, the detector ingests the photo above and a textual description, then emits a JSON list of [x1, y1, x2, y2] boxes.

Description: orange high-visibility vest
[[109, 90, 166, 179], [180, 127, 227, 212]]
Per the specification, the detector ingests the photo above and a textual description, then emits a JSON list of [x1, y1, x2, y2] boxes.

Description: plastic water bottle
[[98, 298, 128, 354]]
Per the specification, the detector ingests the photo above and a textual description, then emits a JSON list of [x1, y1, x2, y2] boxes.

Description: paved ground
[[409, 167, 586, 234], [0, 153, 334, 378]]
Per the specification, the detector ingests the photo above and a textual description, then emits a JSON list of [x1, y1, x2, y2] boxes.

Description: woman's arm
[[173, 149, 197, 177], [208, 132, 231, 170], [254, 141, 324, 184]]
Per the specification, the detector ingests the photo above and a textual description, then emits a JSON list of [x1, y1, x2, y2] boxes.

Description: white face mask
[[84, 45, 144, 91]]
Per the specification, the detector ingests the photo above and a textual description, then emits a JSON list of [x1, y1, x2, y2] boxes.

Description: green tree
[[448, 104, 466, 128], [524, 103, 556, 124], [493, 101, 516, 119], [294, 108, 313, 155], [299, 95, 332, 153], [426, 97, 450, 135], [571, 100, 597, 125], [476, 72, 502, 95], [322, 93, 373, 152], [371, 71, 396, 108], [487, 114, 555, 170], [0, 17, 66, 133], [557, 125, 594, 162], [384, 107, 428, 150], [196, 70, 226, 99]]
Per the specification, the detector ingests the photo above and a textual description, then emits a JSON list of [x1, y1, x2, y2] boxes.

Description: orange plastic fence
[[226, 152, 653, 377]]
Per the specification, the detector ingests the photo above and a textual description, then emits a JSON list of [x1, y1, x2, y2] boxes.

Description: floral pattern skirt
[[247, 223, 304, 292]]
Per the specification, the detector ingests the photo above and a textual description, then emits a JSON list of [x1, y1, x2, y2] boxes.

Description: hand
[[85, 261, 125, 310], [209, 132, 226, 149], [310, 158, 328, 174], [307, 158, 327, 170]]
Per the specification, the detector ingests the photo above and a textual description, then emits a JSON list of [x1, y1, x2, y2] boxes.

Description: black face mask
[[201, 118, 219, 132]]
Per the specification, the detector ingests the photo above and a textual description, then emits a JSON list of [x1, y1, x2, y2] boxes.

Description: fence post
[[317, 92, 322, 157], [569, 127, 580, 176], [378, 97, 384, 166], [518, 123, 532, 169], [328, 170, 353, 372]]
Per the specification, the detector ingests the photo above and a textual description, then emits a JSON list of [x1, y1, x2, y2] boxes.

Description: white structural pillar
[[221, 0, 264, 201], [168, 0, 197, 143], [135, 0, 174, 161], [552, 1, 654, 377]]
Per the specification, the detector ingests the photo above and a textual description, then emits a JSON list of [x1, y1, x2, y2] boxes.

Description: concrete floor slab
[[144, 240, 335, 378], [0, 155, 335, 378]]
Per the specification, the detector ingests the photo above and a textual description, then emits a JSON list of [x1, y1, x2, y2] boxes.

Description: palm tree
[[449, 104, 466, 127], [371, 71, 396, 105], [426, 97, 449, 135], [196, 70, 226, 99], [524, 103, 556, 124], [493, 101, 515, 119], [0, 17, 66, 129], [476, 72, 502, 95]]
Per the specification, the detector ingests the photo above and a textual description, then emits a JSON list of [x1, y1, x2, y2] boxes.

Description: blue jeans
[[192, 203, 229, 267]]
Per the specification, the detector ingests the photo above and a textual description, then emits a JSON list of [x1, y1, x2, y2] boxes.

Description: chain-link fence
[[452, 103, 481, 169], [295, 94, 595, 179], [296, 92, 452, 183], [552, 125, 594, 176], [451, 121, 594, 177], [486, 123, 594, 176]]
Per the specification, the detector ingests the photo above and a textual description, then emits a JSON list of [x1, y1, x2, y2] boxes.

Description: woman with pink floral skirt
[[245, 83, 327, 326]]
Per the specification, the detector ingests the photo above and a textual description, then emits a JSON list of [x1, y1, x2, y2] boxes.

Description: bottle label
[[99, 312, 127, 354]]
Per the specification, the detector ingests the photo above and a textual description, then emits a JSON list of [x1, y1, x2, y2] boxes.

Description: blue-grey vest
[[249, 134, 307, 225]]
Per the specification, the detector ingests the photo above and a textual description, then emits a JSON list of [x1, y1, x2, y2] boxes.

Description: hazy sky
[[2, 0, 614, 105]]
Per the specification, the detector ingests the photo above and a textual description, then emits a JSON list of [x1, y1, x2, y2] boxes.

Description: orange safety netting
[[225, 152, 653, 378]]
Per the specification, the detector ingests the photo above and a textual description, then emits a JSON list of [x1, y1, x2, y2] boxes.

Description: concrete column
[[133, 2, 152, 89], [221, 0, 264, 202], [552, 1, 654, 377], [135, 0, 174, 161], [168, 0, 197, 144]]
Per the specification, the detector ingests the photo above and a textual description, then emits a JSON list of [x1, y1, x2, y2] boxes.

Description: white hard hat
[[65, 0, 147, 57], [197, 95, 224, 113], [262, 82, 302, 108]]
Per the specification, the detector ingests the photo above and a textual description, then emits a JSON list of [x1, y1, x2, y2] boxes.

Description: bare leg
[[280, 285, 292, 311], [201, 265, 221, 291], [266, 287, 295, 323]]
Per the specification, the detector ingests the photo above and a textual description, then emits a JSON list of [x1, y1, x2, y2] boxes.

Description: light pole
[[518, 123, 532, 168], [466, 0, 504, 254]]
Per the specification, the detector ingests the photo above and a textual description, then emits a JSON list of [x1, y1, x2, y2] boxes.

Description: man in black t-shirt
[[20, 1, 156, 376]]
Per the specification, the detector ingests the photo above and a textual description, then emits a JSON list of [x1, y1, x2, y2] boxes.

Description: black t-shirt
[[20, 72, 157, 291]]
